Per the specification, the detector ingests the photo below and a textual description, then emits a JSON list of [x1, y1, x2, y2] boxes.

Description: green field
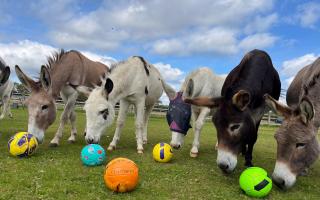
[[0, 108, 319, 200]]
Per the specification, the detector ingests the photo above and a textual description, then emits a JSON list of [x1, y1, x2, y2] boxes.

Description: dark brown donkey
[[264, 58, 320, 189], [185, 49, 281, 173], [15, 50, 109, 145]]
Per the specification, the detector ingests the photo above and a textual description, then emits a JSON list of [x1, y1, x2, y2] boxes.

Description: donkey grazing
[[264, 58, 320, 189], [0, 57, 14, 119], [15, 50, 108, 144], [76, 56, 175, 153], [166, 67, 225, 157], [185, 49, 281, 173]]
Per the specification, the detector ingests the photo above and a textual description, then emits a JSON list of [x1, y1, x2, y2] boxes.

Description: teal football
[[81, 144, 106, 166]]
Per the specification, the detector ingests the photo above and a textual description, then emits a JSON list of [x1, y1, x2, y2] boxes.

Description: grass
[[0, 108, 319, 200]]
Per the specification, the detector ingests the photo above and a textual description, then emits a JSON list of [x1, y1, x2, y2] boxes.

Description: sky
[[0, 0, 320, 104]]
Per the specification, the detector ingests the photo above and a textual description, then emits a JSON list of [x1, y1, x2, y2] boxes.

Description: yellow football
[[152, 142, 173, 163], [8, 132, 38, 157]]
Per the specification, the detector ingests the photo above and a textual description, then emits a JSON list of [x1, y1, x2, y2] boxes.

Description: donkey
[[0, 57, 14, 119], [185, 49, 281, 173], [166, 67, 225, 157], [76, 56, 175, 153], [15, 50, 109, 145], [264, 58, 320, 189]]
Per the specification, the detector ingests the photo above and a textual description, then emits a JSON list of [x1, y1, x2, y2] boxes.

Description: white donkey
[[168, 67, 225, 157], [0, 57, 14, 120], [77, 56, 175, 153]]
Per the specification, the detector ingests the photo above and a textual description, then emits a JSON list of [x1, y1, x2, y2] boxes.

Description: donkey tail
[[160, 79, 176, 100]]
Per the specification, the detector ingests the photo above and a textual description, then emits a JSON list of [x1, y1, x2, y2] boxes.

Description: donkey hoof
[[107, 145, 115, 151], [137, 149, 144, 154], [143, 140, 148, 145], [190, 151, 199, 158], [67, 139, 76, 144], [49, 143, 59, 147]]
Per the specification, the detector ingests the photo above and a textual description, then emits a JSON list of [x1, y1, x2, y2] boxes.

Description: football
[[152, 142, 173, 163], [239, 167, 272, 198], [81, 144, 106, 166], [104, 157, 139, 192], [8, 132, 38, 157]]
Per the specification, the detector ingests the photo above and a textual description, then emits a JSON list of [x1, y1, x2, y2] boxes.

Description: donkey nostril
[[84, 132, 86, 136], [273, 177, 286, 189], [218, 163, 229, 170]]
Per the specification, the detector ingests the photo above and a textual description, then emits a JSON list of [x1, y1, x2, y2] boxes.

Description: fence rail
[[8, 92, 282, 125]]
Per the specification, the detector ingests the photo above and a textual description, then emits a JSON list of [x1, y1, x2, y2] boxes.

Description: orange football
[[104, 157, 139, 192]]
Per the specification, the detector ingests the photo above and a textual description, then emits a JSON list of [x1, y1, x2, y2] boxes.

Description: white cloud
[[281, 53, 319, 77], [281, 53, 319, 88], [151, 28, 238, 56], [238, 33, 278, 51], [297, 2, 320, 28], [244, 13, 278, 34], [154, 62, 184, 83], [81, 51, 117, 67], [27, 0, 277, 55], [0, 40, 56, 78], [0, 40, 117, 81]]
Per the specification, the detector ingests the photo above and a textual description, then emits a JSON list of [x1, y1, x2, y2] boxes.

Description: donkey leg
[[142, 104, 154, 144], [134, 101, 145, 154], [190, 107, 210, 157], [49, 109, 68, 147], [66, 92, 78, 143], [49, 92, 77, 146], [245, 132, 258, 167], [245, 121, 260, 166], [67, 109, 77, 143], [0, 95, 10, 119], [244, 143, 254, 167], [108, 100, 129, 151]]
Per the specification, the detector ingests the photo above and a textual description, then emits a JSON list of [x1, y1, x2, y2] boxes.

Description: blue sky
[[0, 0, 320, 103]]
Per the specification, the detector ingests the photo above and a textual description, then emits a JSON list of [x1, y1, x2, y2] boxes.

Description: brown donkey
[[264, 58, 320, 189], [15, 50, 109, 145]]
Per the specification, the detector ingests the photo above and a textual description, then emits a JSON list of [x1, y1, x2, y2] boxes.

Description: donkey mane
[[303, 59, 320, 96], [45, 49, 83, 70], [109, 56, 150, 76]]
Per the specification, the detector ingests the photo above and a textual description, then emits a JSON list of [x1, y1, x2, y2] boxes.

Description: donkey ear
[[184, 96, 222, 108], [299, 98, 314, 124], [40, 65, 51, 91], [75, 86, 92, 97], [104, 78, 113, 94], [0, 66, 10, 84], [232, 90, 250, 111], [264, 94, 292, 118], [15, 65, 38, 91]]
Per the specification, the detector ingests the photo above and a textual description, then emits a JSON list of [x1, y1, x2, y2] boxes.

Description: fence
[[8, 92, 281, 125]]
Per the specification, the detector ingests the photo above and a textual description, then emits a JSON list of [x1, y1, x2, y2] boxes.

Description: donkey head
[[265, 94, 320, 189], [162, 79, 192, 149], [185, 90, 255, 173], [76, 77, 115, 144], [15, 65, 56, 143], [0, 66, 10, 86]]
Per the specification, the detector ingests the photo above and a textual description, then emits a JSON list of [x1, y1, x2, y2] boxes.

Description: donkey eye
[[296, 143, 306, 148], [230, 124, 240, 131], [42, 105, 48, 110], [99, 109, 109, 120]]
